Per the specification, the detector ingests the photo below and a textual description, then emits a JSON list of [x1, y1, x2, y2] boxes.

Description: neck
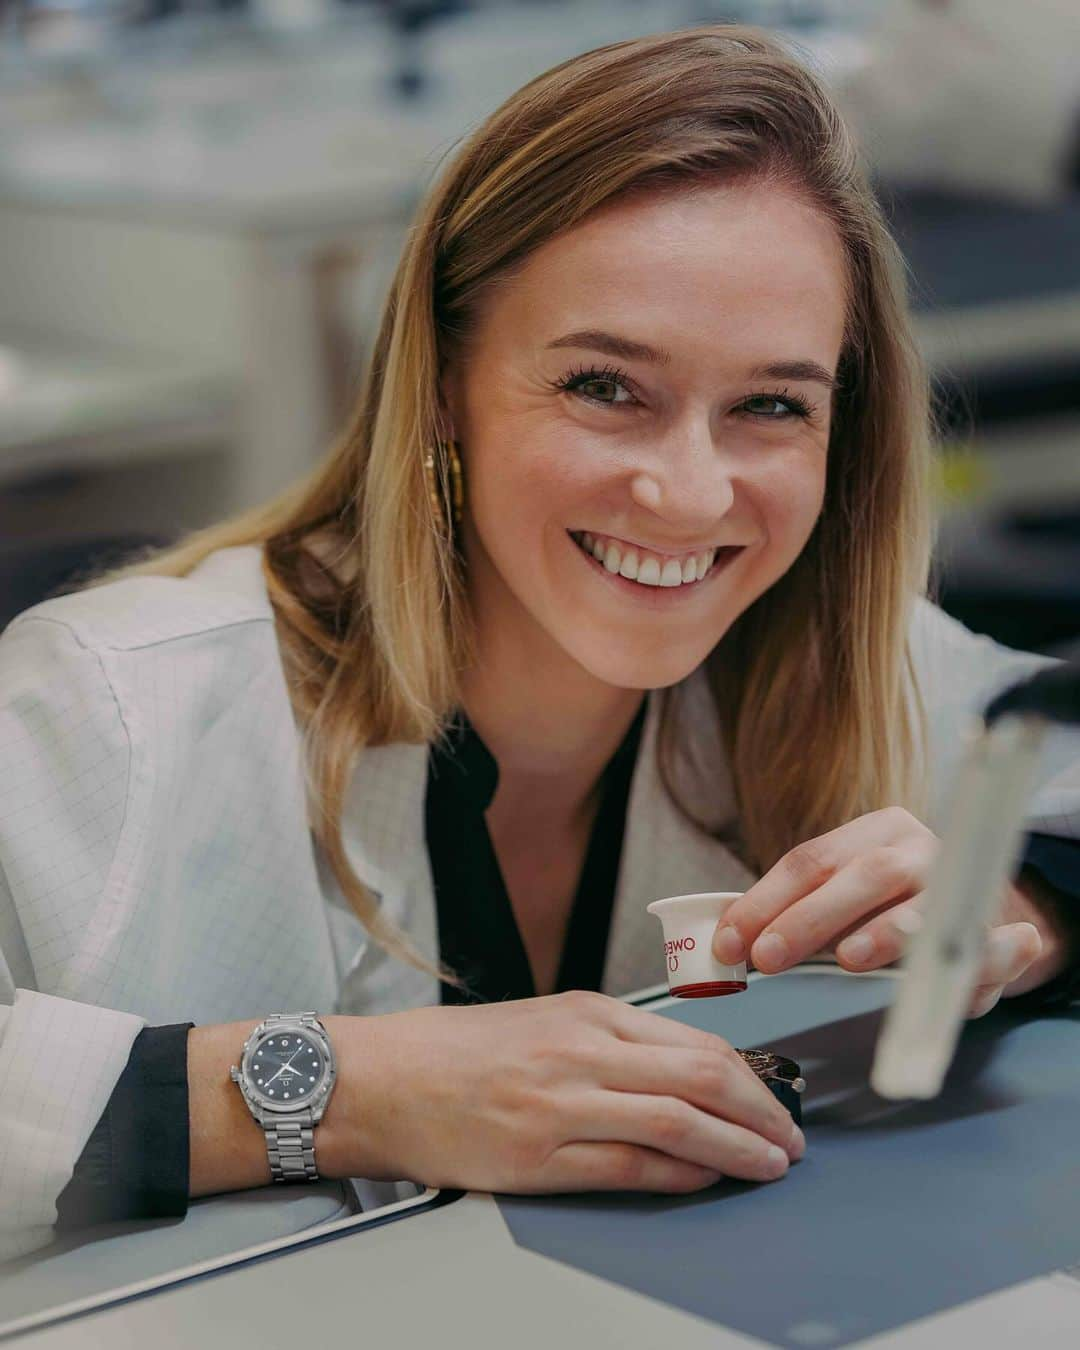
[[459, 626, 645, 827]]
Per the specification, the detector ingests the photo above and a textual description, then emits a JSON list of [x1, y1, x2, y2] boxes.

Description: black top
[[55, 706, 1080, 1232], [428, 700, 646, 1004]]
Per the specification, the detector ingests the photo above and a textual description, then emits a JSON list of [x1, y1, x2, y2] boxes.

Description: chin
[[568, 637, 720, 692]]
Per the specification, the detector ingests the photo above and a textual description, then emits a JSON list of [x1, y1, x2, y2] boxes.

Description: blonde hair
[[96, 24, 933, 986]]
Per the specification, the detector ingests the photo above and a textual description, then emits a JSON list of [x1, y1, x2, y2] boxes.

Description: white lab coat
[[1, 544, 1077, 1261]]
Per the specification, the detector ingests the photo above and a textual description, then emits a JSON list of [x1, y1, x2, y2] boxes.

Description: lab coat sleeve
[[909, 597, 1080, 841], [0, 616, 146, 1263]]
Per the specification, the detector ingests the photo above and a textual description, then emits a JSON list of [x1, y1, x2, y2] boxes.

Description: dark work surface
[[497, 970, 1080, 1349]]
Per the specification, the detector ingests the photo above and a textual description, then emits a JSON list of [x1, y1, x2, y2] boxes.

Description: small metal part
[[737, 1049, 804, 1088], [736, 1049, 806, 1126]]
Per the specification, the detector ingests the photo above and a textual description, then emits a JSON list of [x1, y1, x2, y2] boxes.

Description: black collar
[[432, 698, 647, 811]]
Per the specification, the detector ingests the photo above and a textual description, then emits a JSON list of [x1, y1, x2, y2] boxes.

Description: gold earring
[[424, 438, 464, 534]]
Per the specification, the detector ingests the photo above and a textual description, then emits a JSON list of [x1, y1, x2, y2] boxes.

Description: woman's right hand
[[320, 991, 804, 1195]]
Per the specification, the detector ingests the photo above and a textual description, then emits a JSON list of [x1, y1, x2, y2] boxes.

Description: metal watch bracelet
[[264, 1113, 319, 1183]]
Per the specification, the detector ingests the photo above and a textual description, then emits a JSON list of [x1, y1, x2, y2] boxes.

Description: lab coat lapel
[[335, 738, 442, 1013]]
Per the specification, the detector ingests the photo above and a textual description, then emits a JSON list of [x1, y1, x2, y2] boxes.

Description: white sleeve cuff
[[0, 989, 144, 1262]]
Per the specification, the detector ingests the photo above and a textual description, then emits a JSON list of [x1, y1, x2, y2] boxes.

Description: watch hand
[[266, 1052, 301, 1084], [265, 1049, 307, 1088]]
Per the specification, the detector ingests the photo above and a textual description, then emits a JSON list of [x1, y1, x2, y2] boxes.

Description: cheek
[[753, 451, 827, 553], [473, 430, 600, 529]]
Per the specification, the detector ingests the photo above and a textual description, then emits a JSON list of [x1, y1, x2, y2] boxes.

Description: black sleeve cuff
[[55, 1022, 194, 1232], [1006, 832, 1080, 1013]]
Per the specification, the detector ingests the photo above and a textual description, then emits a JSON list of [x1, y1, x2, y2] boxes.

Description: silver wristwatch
[[230, 1012, 337, 1183]]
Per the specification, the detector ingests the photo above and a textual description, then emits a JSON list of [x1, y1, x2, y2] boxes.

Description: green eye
[[578, 377, 620, 402], [742, 388, 815, 420], [552, 362, 636, 407]]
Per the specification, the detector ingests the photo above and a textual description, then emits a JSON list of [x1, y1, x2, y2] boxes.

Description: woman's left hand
[[711, 807, 1052, 1019]]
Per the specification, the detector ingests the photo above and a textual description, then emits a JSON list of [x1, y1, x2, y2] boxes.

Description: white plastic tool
[[871, 659, 1080, 1101]]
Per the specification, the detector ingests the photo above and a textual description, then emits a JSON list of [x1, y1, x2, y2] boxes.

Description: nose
[[628, 421, 735, 531]]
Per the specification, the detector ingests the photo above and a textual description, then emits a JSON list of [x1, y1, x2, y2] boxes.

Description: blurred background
[[0, 0, 1077, 651]]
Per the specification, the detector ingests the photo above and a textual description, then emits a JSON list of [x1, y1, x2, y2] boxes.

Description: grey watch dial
[[245, 1029, 329, 1109]]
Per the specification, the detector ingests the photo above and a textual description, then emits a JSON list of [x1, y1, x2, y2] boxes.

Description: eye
[[549, 363, 637, 407], [740, 387, 817, 421]]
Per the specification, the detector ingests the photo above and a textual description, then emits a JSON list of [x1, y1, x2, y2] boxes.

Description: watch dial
[[250, 1031, 326, 1105]]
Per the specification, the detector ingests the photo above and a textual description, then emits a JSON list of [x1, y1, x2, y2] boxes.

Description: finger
[[597, 1041, 802, 1156], [605, 998, 737, 1057], [569, 1089, 792, 1184], [974, 922, 1042, 991], [834, 898, 927, 971], [534, 1141, 724, 1195], [967, 986, 1004, 1020], [745, 838, 936, 973], [591, 1003, 801, 1156], [713, 808, 932, 964]]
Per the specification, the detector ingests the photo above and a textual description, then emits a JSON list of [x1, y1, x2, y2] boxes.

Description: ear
[[435, 354, 463, 443]]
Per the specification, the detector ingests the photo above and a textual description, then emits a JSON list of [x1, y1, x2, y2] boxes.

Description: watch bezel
[[238, 1019, 336, 1119]]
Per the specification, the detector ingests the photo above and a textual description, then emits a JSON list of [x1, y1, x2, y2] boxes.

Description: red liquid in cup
[[670, 979, 748, 998]]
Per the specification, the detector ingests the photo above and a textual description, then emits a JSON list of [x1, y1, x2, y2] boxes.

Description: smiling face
[[441, 177, 849, 693]]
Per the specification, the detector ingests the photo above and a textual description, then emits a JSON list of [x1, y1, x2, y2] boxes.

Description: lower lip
[[569, 532, 743, 603]]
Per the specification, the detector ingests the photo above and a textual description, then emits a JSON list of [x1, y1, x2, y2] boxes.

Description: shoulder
[[2, 544, 273, 656], [0, 545, 287, 764], [907, 594, 1057, 712]]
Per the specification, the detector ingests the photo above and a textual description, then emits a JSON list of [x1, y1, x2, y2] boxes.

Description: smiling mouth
[[568, 530, 742, 590]]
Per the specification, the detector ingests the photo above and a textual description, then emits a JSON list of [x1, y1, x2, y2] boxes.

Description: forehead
[[480, 180, 849, 366]]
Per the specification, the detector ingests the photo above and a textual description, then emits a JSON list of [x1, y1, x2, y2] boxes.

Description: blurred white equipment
[[832, 0, 1080, 205], [872, 659, 1080, 1100]]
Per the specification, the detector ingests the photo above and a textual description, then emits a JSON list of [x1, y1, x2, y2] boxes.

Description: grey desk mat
[[0, 1181, 357, 1332], [498, 970, 1080, 1348]]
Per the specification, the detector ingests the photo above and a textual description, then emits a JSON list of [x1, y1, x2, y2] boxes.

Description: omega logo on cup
[[664, 934, 697, 970], [647, 892, 748, 998]]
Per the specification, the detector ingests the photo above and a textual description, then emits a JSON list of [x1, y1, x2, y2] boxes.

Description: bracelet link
[[266, 1115, 318, 1183]]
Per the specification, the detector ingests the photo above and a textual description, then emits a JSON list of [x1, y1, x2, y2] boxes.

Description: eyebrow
[[545, 329, 838, 391]]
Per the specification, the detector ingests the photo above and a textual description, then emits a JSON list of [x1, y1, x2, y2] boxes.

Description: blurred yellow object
[[933, 443, 992, 504]]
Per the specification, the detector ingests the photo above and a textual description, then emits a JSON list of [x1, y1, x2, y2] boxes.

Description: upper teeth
[[574, 532, 716, 587]]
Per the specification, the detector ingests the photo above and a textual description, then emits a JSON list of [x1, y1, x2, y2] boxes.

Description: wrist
[[188, 1020, 269, 1198], [309, 1014, 401, 1182]]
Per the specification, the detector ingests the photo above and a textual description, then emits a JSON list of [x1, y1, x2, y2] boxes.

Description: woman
[[2, 25, 1078, 1262]]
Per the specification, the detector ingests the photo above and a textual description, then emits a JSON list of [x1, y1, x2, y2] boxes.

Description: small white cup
[[646, 892, 748, 998]]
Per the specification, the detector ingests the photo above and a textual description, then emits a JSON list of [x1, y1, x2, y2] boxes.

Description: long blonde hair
[[96, 24, 933, 986]]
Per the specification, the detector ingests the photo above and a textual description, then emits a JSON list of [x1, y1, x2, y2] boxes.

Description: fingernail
[[713, 926, 745, 964], [890, 908, 923, 936], [754, 932, 789, 972], [969, 989, 1001, 1019], [838, 933, 876, 966], [787, 1123, 806, 1162], [765, 1146, 789, 1179]]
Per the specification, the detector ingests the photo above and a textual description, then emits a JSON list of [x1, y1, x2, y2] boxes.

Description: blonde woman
[[1, 26, 1078, 1262]]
